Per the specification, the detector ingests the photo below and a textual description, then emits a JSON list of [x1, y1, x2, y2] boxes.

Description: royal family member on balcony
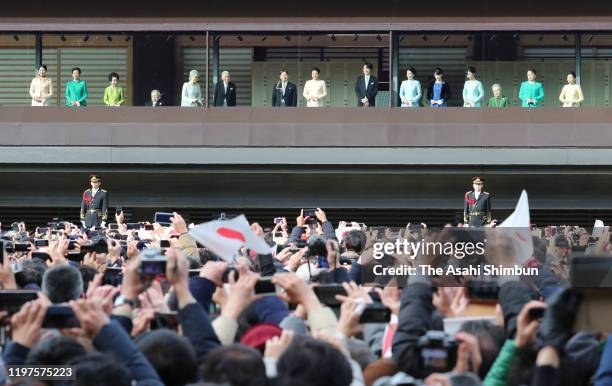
[[462, 66, 484, 107], [518, 68, 544, 108], [181, 70, 203, 107], [399, 66, 422, 107], [303, 67, 327, 107], [29, 64, 53, 106], [488, 84, 510, 108], [146, 90, 164, 107], [271, 69, 297, 107], [355, 62, 378, 107], [213, 70, 237, 107], [427, 67, 450, 108], [65, 67, 88, 107], [559, 71, 584, 107], [103, 72, 125, 107]]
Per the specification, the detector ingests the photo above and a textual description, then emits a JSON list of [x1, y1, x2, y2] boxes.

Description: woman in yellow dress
[[29, 64, 53, 106], [558, 71, 584, 107]]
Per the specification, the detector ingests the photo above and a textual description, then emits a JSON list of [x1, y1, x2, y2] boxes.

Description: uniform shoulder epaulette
[[101, 189, 107, 192], [466, 190, 473, 194], [83, 189, 90, 193], [483, 191, 490, 195]]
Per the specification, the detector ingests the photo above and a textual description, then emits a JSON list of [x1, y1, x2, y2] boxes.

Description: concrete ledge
[[2, 107, 612, 148], [1, 146, 612, 166]]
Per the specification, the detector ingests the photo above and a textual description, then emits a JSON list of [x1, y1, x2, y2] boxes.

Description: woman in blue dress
[[399, 66, 422, 107], [427, 67, 450, 108]]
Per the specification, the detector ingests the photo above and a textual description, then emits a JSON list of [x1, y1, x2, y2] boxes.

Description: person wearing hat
[[80, 175, 109, 229], [463, 176, 491, 227]]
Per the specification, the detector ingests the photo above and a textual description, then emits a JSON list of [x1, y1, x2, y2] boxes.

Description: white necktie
[[365, 76, 369, 90], [282, 82, 286, 94]]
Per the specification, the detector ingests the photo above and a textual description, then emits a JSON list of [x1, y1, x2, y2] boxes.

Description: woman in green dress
[[65, 66, 88, 107], [488, 84, 510, 108], [518, 68, 544, 108], [104, 72, 125, 106]]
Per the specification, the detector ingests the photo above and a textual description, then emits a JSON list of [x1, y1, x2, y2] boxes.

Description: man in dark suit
[[145, 90, 164, 106], [463, 176, 492, 227], [271, 69, 297, 107], [355, 62, 379, 107], [213, 71, 237, 107], [80, 175, 109, 229]]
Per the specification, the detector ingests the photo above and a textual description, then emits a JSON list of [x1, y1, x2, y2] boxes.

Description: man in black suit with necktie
[[145, 90, 165, 106], [213, 70, 237, 107], [271, 69, 297, 107], [355, 62, 379, 107]]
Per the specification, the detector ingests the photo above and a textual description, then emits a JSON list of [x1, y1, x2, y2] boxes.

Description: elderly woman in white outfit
[[181, 69, 203, 107], [303, 67, 327, 107]]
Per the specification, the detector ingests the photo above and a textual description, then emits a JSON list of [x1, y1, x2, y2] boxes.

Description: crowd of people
[[26, 62, 586, 108], [0, 207, 611, 386]]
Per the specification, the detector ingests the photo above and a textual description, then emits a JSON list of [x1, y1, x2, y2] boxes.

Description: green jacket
[[65, 79, 88, 106], [518, 81, 544, 108], [484, 340, 518, 386], [488, 96, 510, 108]]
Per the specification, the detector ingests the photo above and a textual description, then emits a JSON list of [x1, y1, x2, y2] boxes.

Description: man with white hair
[[145, 89, 164, 106], [213, 70, 237, 107]]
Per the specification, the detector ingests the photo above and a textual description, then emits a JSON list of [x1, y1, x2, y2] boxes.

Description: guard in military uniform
[[463, 176, 491, 227], [80, 175, 109, 228]]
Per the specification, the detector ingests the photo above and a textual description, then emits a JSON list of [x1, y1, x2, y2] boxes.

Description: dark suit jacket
[[213, 81, 237, 107], [145, 100, 164, 107], [355, 75, 379, 107], [426, 81, 451, 104], [271, 81, 297, 107]]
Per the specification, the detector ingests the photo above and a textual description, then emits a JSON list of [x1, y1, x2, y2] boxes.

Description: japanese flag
[[499, 190, 533, 264], [188, 215, 270, 261]]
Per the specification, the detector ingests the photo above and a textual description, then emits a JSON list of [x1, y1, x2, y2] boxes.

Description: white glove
[[101, 221, 107, 228]]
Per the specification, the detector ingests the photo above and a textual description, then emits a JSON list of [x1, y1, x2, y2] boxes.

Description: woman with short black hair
[[462, 66, 484, 107], [303, 67, 327, 107], [399, 66, 422, 107], [65, 67, 88, 107], [29, 64, 53, 106], [518, 68, 544, 108], [559, 70, 584, 107], [104, 72, 125, 106], [427, 67, 451, 107]]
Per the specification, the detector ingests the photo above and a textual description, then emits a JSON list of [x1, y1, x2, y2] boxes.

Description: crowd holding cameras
[[0, 206, 612, 386]]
